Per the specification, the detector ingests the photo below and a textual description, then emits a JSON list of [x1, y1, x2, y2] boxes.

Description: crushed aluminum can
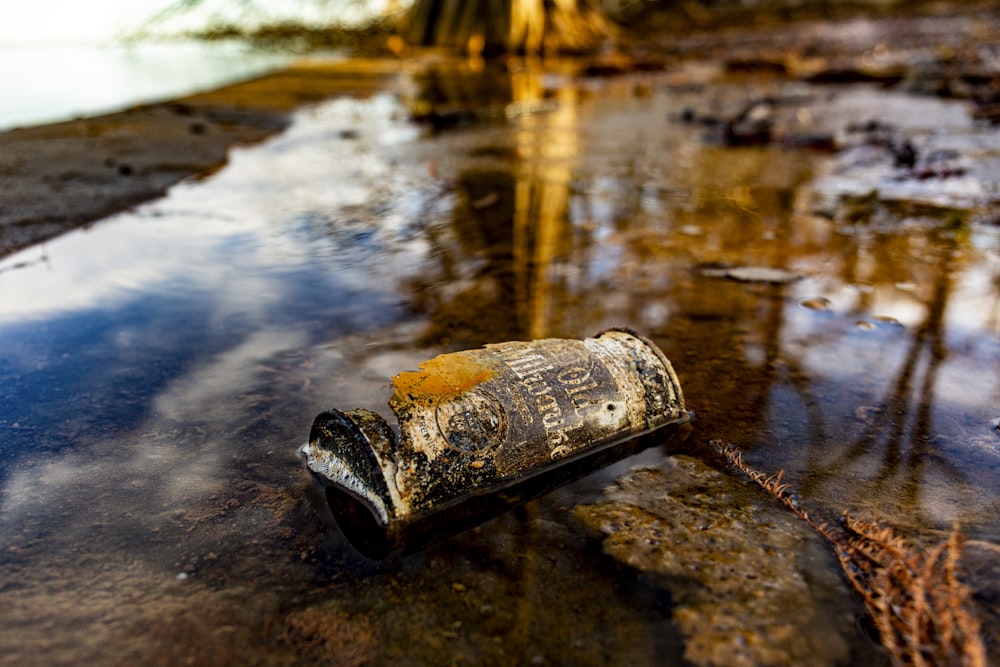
[[301, 328, 689, 558]]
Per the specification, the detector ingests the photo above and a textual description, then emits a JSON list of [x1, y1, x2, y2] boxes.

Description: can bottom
[[324, 485, 398, 559]]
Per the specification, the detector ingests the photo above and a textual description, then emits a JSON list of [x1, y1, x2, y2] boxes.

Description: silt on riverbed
[[2, 8, 1000, 666]]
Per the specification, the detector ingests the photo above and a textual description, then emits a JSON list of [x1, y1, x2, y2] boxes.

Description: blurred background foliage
[[132, 0, 984, 54]]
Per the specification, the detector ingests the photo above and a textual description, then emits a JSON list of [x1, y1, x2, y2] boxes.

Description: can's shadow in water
[[318, 415, 693, 559]]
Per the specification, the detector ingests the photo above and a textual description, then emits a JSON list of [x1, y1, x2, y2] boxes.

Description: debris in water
[[698, 263, 804, 285], [301, 328, 689, 558], [799, 296, 832, 311]]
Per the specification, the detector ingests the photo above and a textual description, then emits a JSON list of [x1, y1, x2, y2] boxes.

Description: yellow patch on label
[[391, 351, 498, 400]]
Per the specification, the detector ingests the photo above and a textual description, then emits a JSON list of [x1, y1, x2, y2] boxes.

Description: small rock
[[799, 297, 832, 311], [700, 264, 803, 285], [575, 455, 855, 667], [470, 192, 500, 210]]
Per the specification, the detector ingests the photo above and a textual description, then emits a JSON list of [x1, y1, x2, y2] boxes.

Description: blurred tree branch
[[406, 0, 615, 55]]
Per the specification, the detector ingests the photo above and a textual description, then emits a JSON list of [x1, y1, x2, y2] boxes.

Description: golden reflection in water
[[411, 61, 1000, 533], [510, 0, 545, 52], [510, 60, 578, 338], [614, 126, 999, 529]]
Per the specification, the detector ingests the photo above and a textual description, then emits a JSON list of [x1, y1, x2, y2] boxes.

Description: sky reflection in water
[[1, 66, 999, 664], [1, 94, 428, 471]]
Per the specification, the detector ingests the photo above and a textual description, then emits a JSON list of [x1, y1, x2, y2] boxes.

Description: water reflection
[[403, 63, 999, 659], [792, 219, 1000, 529], [1, 60, 1000, 664]]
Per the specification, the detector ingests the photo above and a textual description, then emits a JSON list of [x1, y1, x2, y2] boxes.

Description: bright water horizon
[[0, 41, 295, 131]]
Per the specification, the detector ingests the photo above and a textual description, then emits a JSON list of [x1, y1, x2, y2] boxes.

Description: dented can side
[[302, 328, 687, 557]]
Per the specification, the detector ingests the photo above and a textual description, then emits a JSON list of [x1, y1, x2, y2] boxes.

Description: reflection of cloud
[[804, 89, 1000, 211], [0, 211, 268, 322], [1, 452, 95, 520], [154, 330, 305, 422], [0, 327, 308, 527], [824, 89, 972, 132], [149, 328, 312, 505], [0, 94, 430, 326], [0, 93, 440, 541]]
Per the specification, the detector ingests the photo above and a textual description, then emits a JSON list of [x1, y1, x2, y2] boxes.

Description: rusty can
[[302, 328, 689, 558]]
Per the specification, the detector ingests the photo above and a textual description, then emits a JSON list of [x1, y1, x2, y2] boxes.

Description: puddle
[[2, 54, 1000, 665]]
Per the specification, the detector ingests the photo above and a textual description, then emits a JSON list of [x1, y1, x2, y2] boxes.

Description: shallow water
[[2, 58, 999, 665]]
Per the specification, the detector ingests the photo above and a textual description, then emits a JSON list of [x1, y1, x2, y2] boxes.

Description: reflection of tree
[[694, 215, 978, 527], [404, 62, 992, 533], [408, 0, 612, 54], [409, 63, 582, 346], [648, 153, 982, 528], [800, 227, 970, 522], [640, 148, 820, 452], [510, 68, 579, 338], [409, 167, 525, 344]]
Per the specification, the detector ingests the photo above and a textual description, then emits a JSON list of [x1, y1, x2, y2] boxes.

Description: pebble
[[799, 296, 832, 310]]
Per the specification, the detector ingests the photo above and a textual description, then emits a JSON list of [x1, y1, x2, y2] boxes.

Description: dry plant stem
[[712, 440, 987, 667]]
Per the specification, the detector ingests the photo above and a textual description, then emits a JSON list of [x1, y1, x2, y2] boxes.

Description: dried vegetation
[[283, 606, 374, 666], [714, 440, 988, 667]]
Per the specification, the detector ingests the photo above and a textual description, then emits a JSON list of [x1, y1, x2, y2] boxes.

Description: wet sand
[[0, 59, 405, 259]]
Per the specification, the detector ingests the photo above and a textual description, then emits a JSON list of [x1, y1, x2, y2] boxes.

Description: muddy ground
[[0, 59, 404, 258]]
